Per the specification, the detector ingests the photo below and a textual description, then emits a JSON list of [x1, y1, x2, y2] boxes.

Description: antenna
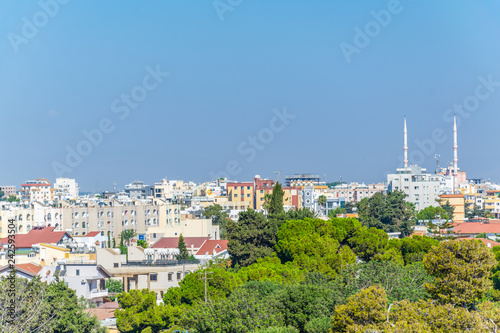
[[434, 154, 440, 174]]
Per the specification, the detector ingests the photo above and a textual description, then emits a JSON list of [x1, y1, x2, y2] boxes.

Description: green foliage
[[116, 289, 180, 333], [107, 231, 111, 248], [423, 239, 497, 307], [203, 204, 230, 239], [466, 204, 491, 219], [163, 267, 243, 306], [121, 229, 137, 246], [417, 205, 449, 221], [331, 284, 388, 332], [332, 285, 500, 332], [238, 256, 307, 284], [328, 206, 345, 218], [0, 190, 4, 198], [270, 283, 338, 332], [335, 261, 433, 303], [356, 190, 416, 237], [303, 316, 331, 333], [137, 239, 148, 249], [112, 237, 117, 248], [47, 280, 105, 333], [285, 207, 315, 220], [181, 288, 285, 333], [6, 195, 20, 202], [106, 279, 124, 293], [387, 235, 439, 265], [343, 202, 356, 213], [269, 182, 285, 215], [227, 210, 277, 267], [276, 218, 357, 278], [251, 327, 299, 333], [441, 199, 455, 221], [177, 234, 189, 260]]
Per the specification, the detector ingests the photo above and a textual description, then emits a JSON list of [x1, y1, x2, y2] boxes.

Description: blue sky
[[1, 1, 500, 192]]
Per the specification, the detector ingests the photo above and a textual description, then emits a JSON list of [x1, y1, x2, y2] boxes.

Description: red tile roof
[[463, 237, 500, 248], [151, 237, 209, 249], [454, 223, 500, 234], [84, 308, 116, 321], [0, 227, 71, 249], [85, 231, 101, 237], [15, 263, 42, 275], [196, 240, 228, 256]]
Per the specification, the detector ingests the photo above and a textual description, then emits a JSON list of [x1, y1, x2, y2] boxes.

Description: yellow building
[[440, 194, 465, 223]]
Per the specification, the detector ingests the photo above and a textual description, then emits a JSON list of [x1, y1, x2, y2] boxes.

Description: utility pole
[[198, 269, 213, 304]]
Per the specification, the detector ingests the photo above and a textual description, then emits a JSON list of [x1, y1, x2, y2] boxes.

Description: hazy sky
[[1, 1, 500, 192]]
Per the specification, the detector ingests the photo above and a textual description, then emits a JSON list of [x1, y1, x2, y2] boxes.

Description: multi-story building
[[18, 179, 54, 203], [440, 194, 465, 223], [0, 186, 16, 198], [54, 178, 80, 200], [387, 166, 441, 211], [227, 181, 254, 210], [329, 182, 386, 203], [124, 181, 153, 199], [284, 174, 324, 187]]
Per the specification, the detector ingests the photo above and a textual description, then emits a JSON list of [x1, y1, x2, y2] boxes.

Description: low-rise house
[[194, 240, 229, 263]]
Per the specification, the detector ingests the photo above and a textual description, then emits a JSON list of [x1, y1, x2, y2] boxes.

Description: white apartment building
[[18, 179, 54, 203], [329, 182, 386, 203], [54, 178, 80, 200], [387, 165, 441, 211]]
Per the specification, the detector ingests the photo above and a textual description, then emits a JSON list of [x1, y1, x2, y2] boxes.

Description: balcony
[[88, 289, 108, 299]]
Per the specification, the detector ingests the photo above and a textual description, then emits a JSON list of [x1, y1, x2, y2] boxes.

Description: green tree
[[227, 210, 277, 267], [181, 287, 285, 333], [6, 195, 19, 202], [46, 279, 106, 333], [113, 237, 117, 248], [137, 239, 148, 248], [275, 218, 360, 278], [356, 191, 416, 237], [285, 207, 315, 220], [177, 234, 189, 260], [440, 199, 455, 221], [115, 289, 180, 333], [107, 231, 111, 248], [121, 229, 137, 246], [106, 279, 124, 293], [416, 206, 449, 221], [203, 204, 230, 239], [344, 202, 356, 214], [423, 239, 497, 307], [328, 206, 345, 218], [237, 256, 307, 284], [466, 204, 491, 219], [269, 182, 285, 215], [331, 285, 388, 333], [317, 195, 327, 215], [0, 190, 5, 199]]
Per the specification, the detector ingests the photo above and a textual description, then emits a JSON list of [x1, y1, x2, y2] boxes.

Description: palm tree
[[262, 193, 273, 213], [121, 229, 137, 246]]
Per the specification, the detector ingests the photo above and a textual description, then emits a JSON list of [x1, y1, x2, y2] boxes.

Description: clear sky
[[1, 1, 500, 192]]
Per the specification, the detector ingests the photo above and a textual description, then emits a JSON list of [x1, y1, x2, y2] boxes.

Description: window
[[76, 270, 80, 276], [168, 273, 173, 281], [247, 186, 250, 190], [177, 272, 182, 280], [153, 233, 157, 238], [114, 263, 119, 268], [150, 274, 158, 281], [234, 194, 238, 197], [247, 194, 250, 197]]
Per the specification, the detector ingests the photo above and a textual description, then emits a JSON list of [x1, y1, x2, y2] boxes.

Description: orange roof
[[441, 194, 464, 198], [152, 237, 209, 249], [84, 308, 116, 321], [196, 240, 229, 256], [0, 227, 71, 249], [15, 263, 42, 275], [464, 237, 500, 248], [454, 223, 500, 234], [85, 231, 101, 237]]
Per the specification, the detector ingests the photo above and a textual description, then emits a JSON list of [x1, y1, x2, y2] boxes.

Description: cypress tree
[[177, 234, 189, 260], [269, 182, 285, 215]]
